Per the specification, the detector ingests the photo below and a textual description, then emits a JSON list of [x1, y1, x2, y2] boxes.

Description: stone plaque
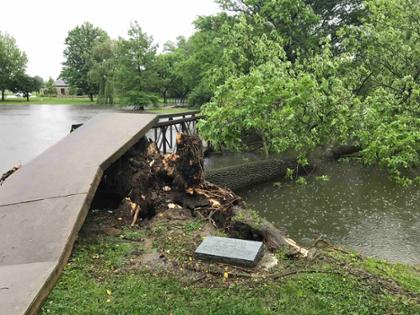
[[195, 236, 264, 267]]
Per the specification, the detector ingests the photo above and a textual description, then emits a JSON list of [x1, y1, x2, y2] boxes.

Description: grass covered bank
[[0, 97, 197, 115], [41, 209, 419, 315], [0, 96, 93, 105]]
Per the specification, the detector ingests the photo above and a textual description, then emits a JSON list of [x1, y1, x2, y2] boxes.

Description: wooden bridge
[[0, 113, 157, 315]]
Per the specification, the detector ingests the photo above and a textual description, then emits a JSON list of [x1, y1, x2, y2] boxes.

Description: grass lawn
[[41, 209, 420, 315], [0, 97, 198, 115], [0, 96, 94, 105]]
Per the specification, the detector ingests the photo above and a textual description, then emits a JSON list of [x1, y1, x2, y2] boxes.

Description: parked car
[[15, 92, 31, 97]]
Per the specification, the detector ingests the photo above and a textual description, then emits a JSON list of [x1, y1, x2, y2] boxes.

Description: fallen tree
[[96, 133, 308, 256], [326, 145, 362, 160], [206, 158, 312, 191]]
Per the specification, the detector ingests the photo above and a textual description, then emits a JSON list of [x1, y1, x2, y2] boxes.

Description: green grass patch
[[183, 219, 205, 233], [0, 97, 198, 116], [0, 96, 94, 105], [360, 257, 420, 294], [41, 217, 419, 315], [326, 249, 420, 294]]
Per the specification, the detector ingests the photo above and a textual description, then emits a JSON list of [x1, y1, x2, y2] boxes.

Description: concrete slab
[[0, 194, 88, 266], [0, 113, 157, 315], [195, 236, 264, 267], [0, 113, 157, 206], [0, 262, 55, 315]]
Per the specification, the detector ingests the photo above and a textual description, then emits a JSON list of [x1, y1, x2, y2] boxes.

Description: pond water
[[239, 161, 420, 264], [1, 104, 418, 264]]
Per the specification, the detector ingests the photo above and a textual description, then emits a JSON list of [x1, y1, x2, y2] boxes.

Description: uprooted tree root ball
[[95, 133, 307, 257]]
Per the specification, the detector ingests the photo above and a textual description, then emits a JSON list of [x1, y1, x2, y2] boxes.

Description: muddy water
[[238, 160, 420, 264], [1, 105, 419, 264]]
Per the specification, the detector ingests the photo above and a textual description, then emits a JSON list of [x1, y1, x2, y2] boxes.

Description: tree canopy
[[44, 77, 56, 96], [113, 22, 158, 105], [10, 74, 43, 101], [198, 0, 420, 184], [61, 22, 109, 100]]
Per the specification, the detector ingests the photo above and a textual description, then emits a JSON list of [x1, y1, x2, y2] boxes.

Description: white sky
[[0, 0, 220, 80]]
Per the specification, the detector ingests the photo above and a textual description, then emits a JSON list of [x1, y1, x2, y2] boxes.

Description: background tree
[[113, 22, 158, 105], [149, 39, 192, 105], [150, 52, 175, 104], [160, 37, 191, 104], [0, 32, 27, 100], [44, 77, 56, 96], [171, 14, 234, 106], [89, 39, 116, 105], [10, 74, 43, 101], [61, 22, 109, 101], [33, 75, 43, 93]]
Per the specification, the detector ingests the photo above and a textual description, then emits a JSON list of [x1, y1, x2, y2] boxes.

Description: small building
[[54, 79, 70, 97]]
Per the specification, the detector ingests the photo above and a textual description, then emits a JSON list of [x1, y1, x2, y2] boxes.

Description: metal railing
[[69, 110, 202, 154], [151, 110, 201, 154]]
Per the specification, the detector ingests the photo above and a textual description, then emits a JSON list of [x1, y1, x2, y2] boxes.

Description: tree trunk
[[205, 158, 312, 191], [1, 89, 4, 101], [230, 206, 308, 255], [26, 93, 29, 102], [89, 94, 94, 102], [327, 145, 362, 159]]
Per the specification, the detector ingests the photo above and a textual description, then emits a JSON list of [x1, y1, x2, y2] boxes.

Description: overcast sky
[[0, 0, 220, 80]]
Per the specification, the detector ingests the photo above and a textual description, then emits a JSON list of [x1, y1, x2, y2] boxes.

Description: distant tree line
[[61, 21, 191, 106], [60, 0, 369, 108]]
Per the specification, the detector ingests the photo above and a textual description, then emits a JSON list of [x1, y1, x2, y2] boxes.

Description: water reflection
[[239, 161, 419, 264]]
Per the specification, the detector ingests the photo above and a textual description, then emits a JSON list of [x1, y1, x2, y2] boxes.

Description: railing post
[[169, 117, 173, 150], [162, 126, 167, 154]]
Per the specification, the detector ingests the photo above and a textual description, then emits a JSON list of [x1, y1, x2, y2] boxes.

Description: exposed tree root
[[96, 133, 308, 257]]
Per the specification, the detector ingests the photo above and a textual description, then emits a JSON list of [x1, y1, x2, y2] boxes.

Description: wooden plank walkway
[[0, 113, 157, 315]]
